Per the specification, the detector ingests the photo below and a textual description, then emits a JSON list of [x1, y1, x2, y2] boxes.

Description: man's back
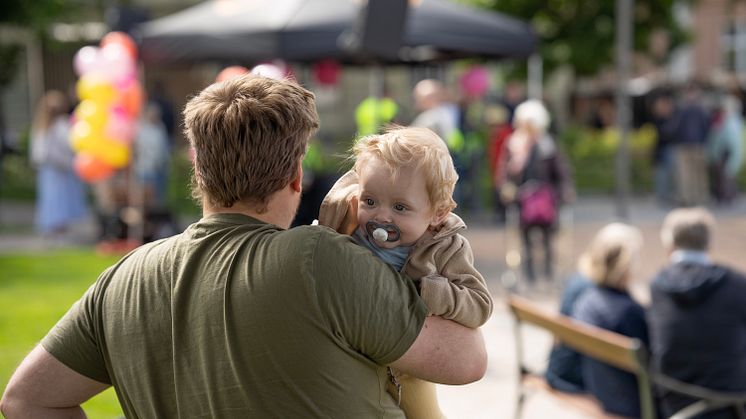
[[42, 214, 427, 418], [650, 262, 746, 419], [650, 263, 746, 388]]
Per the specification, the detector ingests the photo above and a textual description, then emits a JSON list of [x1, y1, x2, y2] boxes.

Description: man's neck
[[202, 192, 296, 229], [670, 249, 711, 266]]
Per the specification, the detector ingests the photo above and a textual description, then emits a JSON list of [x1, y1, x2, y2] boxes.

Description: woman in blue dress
[[30, 90, 88, 236]]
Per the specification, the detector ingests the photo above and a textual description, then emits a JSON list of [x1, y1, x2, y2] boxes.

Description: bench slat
[[508, 295, 640, 373]]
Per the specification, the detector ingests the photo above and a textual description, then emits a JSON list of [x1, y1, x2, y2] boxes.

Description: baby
[[318, 126, 493, 419]]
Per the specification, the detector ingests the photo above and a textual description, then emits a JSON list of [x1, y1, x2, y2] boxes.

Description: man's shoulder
[[283, 225, 361, 256], [717, 264, 746, 290]]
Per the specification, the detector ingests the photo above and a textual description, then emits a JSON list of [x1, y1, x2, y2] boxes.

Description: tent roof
[[136, 0, 536, 64]]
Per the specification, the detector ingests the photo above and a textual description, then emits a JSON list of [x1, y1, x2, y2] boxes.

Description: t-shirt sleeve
[[311, 229, 428, 365], [40, 273, 111, 384]]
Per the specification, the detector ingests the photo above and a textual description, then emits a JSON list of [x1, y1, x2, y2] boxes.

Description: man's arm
[[1, 345, 110, 419], [389, 316, 487, 385]]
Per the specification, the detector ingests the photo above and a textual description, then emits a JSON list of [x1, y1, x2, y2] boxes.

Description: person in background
[[411, 79, 469, 212], [411, 79, 463, 156], [133, 104, 170, 207], [707, 94, 744, 204], [485, 104, 512, 225], [1, 75, 486, 418], [670, 83, 712, 206], [649, 207, 746, 419], [147, 80, 176, 206], [500, 81, 525, 123], [545, 223, 633, 393], [496, 100, 574, 284], [649, 89, 677, 207], [29, 90, 88, 239], [571, 223, 647, 418]]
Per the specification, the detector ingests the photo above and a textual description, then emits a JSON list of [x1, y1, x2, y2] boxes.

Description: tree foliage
[[1, 0, 73, 30], [462, 0, 687, 76], [0, 0, 88, 90]]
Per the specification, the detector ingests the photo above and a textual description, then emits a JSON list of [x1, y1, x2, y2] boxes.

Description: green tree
[[462, 0, 687, 76], [0, 0, 74, 88]]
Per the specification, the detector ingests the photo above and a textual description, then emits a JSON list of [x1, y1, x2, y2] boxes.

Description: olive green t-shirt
[[41, 213, 428, 418]]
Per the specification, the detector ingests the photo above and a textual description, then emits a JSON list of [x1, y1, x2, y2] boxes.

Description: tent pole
[[527, 53, 543, 100], [615, 0, 633, 220]]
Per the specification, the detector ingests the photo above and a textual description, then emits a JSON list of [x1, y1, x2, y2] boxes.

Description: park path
[[2, 196, 746, 418]]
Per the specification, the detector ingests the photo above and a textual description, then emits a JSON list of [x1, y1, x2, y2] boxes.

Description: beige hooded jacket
[[318, 170, 493, 328]]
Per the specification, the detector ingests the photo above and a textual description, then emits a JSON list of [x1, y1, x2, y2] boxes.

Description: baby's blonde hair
[[353, 126, 458, 215]]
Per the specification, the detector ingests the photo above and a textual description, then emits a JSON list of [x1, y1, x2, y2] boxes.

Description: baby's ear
[[430, 206, 449, 227]]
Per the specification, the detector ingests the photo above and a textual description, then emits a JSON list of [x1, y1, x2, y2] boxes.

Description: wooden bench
[[507, 295, 746, 419]]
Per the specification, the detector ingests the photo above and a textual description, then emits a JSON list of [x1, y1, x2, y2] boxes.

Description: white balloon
[[73, 46, 101, 77], [98, 43, 136, 83], [251, 64, 285, 80]]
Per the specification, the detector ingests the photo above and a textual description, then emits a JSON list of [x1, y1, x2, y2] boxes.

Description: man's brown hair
[[184, 74, 319, 211], [660, 207, 714, 251]]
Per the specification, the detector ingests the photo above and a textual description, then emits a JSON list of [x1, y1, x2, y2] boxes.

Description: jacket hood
[[422, 212, 465, 243], [652, 263, 728, 305]]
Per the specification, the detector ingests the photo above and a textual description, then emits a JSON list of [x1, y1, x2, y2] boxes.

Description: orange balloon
[[74, 153, 115, 182], [100, 31, 137, 60], [216, 66, 249, 82], [120, 80, 144, 118]]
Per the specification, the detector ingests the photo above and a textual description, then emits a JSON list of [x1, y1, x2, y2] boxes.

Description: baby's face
[[357, 157, 435, 249]]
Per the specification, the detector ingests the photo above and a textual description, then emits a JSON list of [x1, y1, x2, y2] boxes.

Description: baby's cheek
[[356, 208, 370, 226]]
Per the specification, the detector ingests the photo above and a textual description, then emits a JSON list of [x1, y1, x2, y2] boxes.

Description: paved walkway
[[2, 196, 746, 418]]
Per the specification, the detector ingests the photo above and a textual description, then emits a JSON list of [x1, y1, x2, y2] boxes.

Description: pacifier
[[365, 220, 401, 243]]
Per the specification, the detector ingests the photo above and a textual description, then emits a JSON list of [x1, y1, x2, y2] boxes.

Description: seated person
[[318, 126, 493, 419], [571, 223, 647, 417], [649, 207, 746, 419], [545, 226, 633, 393]]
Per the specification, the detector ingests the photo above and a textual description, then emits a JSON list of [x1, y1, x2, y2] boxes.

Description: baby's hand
[[339, 195, 358, 235]]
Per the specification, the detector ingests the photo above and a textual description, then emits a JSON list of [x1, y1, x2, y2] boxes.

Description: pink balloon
[[105, 107, 135, 144], [73, 46, 101, 77], [460, 66, 491, 99], [215, 66, 249, 83], [99, 43, 137, 83]]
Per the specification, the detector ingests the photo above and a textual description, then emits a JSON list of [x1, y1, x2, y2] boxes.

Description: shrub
[[559, 124, 655, 194]]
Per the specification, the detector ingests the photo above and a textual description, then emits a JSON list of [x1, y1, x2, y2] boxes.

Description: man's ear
[[430, 206, 449, 227], [290, 162, 303, 193]]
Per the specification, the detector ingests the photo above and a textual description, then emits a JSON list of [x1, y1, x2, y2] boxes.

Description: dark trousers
[[521, 224, 554, 282]]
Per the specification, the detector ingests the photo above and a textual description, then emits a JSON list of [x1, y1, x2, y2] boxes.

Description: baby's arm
[[415, 235, 493, 328], [317, 170, 359, 234]]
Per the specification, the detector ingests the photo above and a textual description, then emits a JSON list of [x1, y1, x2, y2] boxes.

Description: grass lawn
[[0, 249, 124, 417]]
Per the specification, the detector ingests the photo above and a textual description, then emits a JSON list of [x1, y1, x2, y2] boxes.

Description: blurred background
[[2, 0, 746, 417]]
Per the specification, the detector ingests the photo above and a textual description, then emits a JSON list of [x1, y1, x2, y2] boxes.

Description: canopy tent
[[136, 0, 536, 64]]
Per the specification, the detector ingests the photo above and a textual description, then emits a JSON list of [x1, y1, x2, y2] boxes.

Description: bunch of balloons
[[70, 32, 143, 182]]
